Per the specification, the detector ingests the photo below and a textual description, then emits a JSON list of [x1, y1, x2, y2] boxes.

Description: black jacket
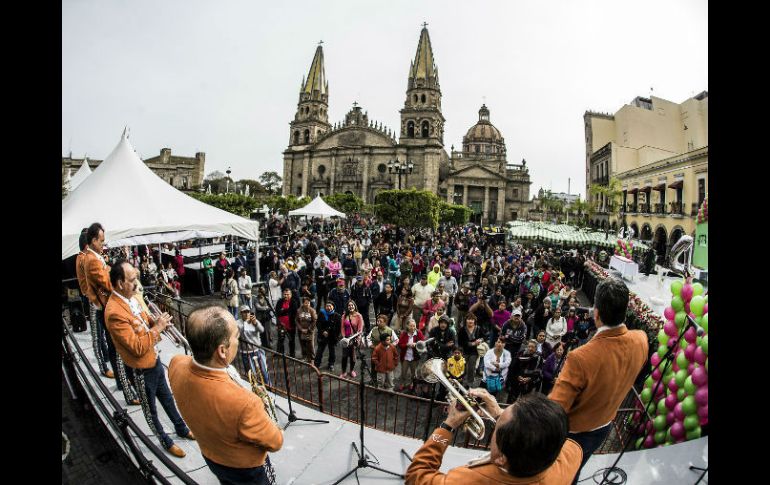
[[351, 283, 372, 310], [275, 296, 300, 331], [458, 325, 487, 355], [375, 290, 397, 316], [316, 309, 341, 343], [428, 326, 457, 360]]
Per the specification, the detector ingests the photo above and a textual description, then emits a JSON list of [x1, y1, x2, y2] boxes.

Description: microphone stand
[[332, 344, 403, 484], [276, 344, 329, 430], [597, 315, 701, 485]]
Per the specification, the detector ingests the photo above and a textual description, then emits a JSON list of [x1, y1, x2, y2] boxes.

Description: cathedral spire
[[410, 25, 438, 86], [302, 44, 327, 98]]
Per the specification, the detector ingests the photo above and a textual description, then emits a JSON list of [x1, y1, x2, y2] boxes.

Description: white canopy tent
[[288, 195, 346, 219], [61, 130, 261, 283], [67, 158, 93, 192]]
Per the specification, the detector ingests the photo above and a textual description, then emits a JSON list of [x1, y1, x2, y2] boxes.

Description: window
[[421, 94, 426, 103], [304, 129, 310, 144], [293, 131, 299, 144], [413, 94, 418, 103], [421, 121, 429, 137], [169, 176, 174, 186], [407, 121, 415, 138], [318, 165, 326, 176], [377, 164, 386, 173], [182, 176, 188, 189], [698, 178, 706, 205], [513, 188, 519, 198], [475, 145, 480, 154]]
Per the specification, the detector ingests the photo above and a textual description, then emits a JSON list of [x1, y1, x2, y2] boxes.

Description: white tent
[[288, 195, 347, 219], [67, 158, 93, 192], [61, 130, 260, 260]]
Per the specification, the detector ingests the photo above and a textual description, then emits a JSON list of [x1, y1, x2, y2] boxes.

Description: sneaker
[[350, 371, 357, 378]]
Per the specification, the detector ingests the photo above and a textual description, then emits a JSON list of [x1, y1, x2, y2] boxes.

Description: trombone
[[415, 337, 435, 354], [416, 358, 496, 441], [144, 296, 191, 355]]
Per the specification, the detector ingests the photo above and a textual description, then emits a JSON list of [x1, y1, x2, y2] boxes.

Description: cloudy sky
[[62, 0, 707, 197]]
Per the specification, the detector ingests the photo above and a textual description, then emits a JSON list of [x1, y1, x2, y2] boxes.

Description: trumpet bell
[[416, 358, 444, 384]]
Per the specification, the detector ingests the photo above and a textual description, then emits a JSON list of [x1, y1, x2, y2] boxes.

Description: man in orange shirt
[[169, 305, 284, 484], [105, 260, 194, 458], [549, 278, 648, 484], [82, 223, 116, 379], [405, 389, 581, 484]]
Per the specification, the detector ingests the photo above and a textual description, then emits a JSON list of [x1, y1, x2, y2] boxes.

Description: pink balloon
[[684, 302, 691, 314], [665, 393, 677, 410], [684, 345, 696, 362], [666, 411, 675, 425], [651, 353, 661, 367], [663, 321, 678, 337], [645, 420, 653, 432], [687, 363, 695, 375], [672, 361, 680, 372], [684, 327, 697, 344], [670, 421, 686, 439], [668, 338, 678, 348], [699, 416, 708, 427], [681, 284, 693, 302], [664, 306, 676, 321], [668, 378, 679, 393], [643, 435, 656, 448], [698, 405, 709, 420], [692, 366, 708, 387], [674, 403, 685, 420], [652, 369, 662, 381], [695, 387, 708, 407], [694, 346, 707, 365], [702, 303, 708, 315]]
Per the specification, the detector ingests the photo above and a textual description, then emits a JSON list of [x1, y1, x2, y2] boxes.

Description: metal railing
[[670, 201, 684, 215]]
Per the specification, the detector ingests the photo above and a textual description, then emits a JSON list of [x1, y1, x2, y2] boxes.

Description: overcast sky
[[62, 0, 707, 198]]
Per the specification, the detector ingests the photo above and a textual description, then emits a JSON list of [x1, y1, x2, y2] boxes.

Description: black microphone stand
[[332, 344, 403, 484], [597, 316, 700, 485], [276, 344, 329, 430]]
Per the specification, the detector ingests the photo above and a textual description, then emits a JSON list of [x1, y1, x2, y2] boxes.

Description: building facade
[[584, 91, 708, 261], [62, 148, 206, 191], [282, 27, 531, 224]]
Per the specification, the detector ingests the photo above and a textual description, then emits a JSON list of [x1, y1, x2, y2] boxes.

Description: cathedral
[[282, 26, 531, 223]]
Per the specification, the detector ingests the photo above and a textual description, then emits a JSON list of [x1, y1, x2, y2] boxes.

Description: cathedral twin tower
[[283, 26, 532, 223]]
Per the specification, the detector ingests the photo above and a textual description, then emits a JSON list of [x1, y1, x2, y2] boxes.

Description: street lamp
[[226, 167, 232, 193], [387, 158, 414, 190]]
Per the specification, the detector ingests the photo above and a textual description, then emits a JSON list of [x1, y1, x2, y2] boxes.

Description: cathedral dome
[[464, 105, 503, 142]]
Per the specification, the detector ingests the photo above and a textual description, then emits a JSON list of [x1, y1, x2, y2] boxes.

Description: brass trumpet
[[248, 355, 279, 426], [416, 358, 496, 440], [339, 331, 362, 348], [144, 296, 191, 354]]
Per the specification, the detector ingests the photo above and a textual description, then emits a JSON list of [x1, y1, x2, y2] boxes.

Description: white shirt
[[268, 277, 282, 302], [483, 348, 512, 382], [411, 282, 435, 307], [238, 275, 253, 295], [405, 332, 417, 361]]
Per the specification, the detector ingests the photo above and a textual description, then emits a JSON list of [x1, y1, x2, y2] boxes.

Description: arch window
[[421, 120, 429, 137], [413, 94, 418, 103], [293, 131, 300, 145], [304, 129, 310, 144], [421, 94, 426, 103], [407, 121, 415, 138], [318, 165, 326, 176]]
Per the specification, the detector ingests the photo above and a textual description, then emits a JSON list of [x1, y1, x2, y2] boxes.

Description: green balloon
[[705, 358, 708, 372], [701, 335, 708, 355], [635, 437, 644, 449], [655, 430, 666, 444], [666, 428, 673, 442], [690, 295, 706, 316], [696, 336, 702, 347], [664, 370, 675, 384], [677, 388, 687, 401], [645, 376, 654, 389], [692, 282, 704, 296], [657, 398, 668, 415], [684, 376, 697, 395], [674, 311, 687, 328], [658, 329, 670, 346], [682, 396, 697, 415], [676, 352, 689, 370], [675, 369, 688, 387], [641, 388, 652, 403], [684, 414, 699, 431], [680, 339, 688, 351], [701, 313, 708, 333], [671, 296, 685, 312], [671, 280, 683, 296], [658, 345, 668, 358], [685, 427, 702, 440], [653, 414, 667, 431], [704, 294, 708, 303]]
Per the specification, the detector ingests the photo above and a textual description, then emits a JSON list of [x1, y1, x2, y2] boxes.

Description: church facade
[[282, 27, 531, 223]]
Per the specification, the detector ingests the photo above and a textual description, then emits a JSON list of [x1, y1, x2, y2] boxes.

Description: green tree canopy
[[188, 192, 259, 217], [373, 189, 442, 230], [322, 193, 364, 214], [439, 203, 473, 225], [259, 171, 283, 194]]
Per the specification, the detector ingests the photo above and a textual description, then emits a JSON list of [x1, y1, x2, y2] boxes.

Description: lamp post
[[226, 167, 232, 193], [387, 158, 414, 190]]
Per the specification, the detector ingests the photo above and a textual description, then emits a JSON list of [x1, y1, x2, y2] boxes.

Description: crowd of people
[[70, 215, 649, 484]]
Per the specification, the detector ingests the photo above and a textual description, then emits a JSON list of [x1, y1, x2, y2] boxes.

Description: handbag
[[486, 373, 503, 393]]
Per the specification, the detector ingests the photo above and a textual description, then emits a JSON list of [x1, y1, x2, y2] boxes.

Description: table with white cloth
[[609, 254, 639, 281]]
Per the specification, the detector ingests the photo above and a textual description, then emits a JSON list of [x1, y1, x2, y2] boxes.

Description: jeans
[[463, 353, 479, 388], [204, 455, 274, 485], [134, 357, 190, 449], [314, 336, 336, 368], [568, 423, 612, 485], [204, 271, 214, 294], [341, 346, 356, 374]]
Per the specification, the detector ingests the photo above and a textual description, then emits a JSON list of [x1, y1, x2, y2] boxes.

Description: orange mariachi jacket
[[75, 251, 89, 296], [84, 249, 112, 308], [104, 293, 161, 369]]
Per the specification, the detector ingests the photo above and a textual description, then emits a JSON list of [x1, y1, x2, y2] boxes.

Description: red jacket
[[398, 329, 425, 361], [372, 343, 400, 373]]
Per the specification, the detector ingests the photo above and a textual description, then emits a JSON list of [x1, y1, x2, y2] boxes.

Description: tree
[[238, 179, 268, 197], [439, 203, 473, 225], [589, 176, 623, 237], [373, 189, 442, 230], [323, 193, 364, 214], [205, 170, 225, 181], [570, 198, 589, 227], [259, 171, 283, 194], [188, 192, 260, 217], [260, 195, 311, 215]]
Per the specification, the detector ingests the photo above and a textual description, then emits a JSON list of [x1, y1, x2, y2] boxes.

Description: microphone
[[685, 314, 706, 336]]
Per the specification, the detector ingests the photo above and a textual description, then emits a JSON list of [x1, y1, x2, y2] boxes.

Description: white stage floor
[[69, 324, 707, 484]]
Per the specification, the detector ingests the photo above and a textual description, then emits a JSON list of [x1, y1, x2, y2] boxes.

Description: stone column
[[483, 185, 490, 221], [463, 184, 469, 206], [282, 156, 292, 196], [362, 150, 370, 203], [446, 180, 454, 204], [302, 153, 311, 197], [330, 150, 336, 194], [497, 184, 506, 222]]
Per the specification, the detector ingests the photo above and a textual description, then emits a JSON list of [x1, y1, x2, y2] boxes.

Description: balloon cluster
[[697, 195, 708, 224], [615, 239, 634, 259], [633, 278, 708, 448]]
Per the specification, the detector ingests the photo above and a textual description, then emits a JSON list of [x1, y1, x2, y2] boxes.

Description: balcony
[[653, 203, 667, 215], [639, 203, 650, 215], [670, 201, 684, 216], [691, 202, 700, 217]]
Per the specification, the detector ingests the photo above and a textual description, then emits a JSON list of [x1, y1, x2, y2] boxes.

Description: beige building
[[584, 91, 708, 261], [62, 148, 206, 191], [282, 27, 531, 223]]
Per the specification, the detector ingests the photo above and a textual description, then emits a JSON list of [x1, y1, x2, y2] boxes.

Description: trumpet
[[339, 331, 361, 348], [144, 296, 191, 354], [416, 358, 496, 441], [248, 355, 279, 426], [415, 337, 435, 354]]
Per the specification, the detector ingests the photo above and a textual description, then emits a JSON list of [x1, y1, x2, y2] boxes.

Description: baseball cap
[[512, 309, 522, 317], [239, 305, 250, 313]]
